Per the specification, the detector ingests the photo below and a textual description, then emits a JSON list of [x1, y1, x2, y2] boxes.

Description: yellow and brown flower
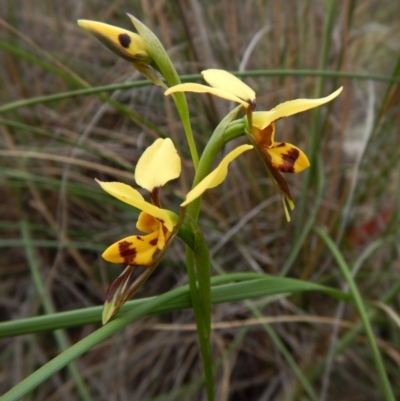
[[98, 138, 253, 322], [165, 69, 342, 220]]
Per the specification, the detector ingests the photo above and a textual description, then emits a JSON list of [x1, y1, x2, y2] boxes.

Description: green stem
[[181, 107, 245, 400], [185, 247, 214, 400], [171, 93, 199, 168]]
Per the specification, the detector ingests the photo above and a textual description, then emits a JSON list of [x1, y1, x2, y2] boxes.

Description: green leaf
[[1, 272, 352, 401], [0, 273, 351, 338]]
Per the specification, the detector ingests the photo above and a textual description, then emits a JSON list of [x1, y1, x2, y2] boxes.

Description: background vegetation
[[1, 0, 399, 400]]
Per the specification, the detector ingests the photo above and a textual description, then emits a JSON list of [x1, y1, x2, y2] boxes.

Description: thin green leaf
[[20, 221, 92, 401], [0, 274, 351, 338], [314, 226, 396, 401]]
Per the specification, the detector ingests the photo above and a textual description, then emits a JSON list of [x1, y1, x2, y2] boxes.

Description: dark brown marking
[[118, 240, 136, 264], [255, 124, 274, 148], [136, 236, 144, 241], [279, 148, 299, 173], [118, 33, 131, 48], [150, 187, 161, 207], [276, 142, 286, 148], [248, 99, 257, 111], [149, 238, 158, 246]]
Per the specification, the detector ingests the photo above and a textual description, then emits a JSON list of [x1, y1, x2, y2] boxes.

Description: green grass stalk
[[20, 220, 92, 401], [314, 226, 395, 401]]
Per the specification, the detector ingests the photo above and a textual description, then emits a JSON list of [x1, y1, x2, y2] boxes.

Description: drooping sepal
[[181, 144, 253, 207], [102, 265, 136, 324], [246, 133, 295, 221]]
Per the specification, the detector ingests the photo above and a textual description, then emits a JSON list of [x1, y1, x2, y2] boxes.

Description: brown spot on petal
[[118, 33, 131, 48], [136, 236, 143, 241], [118, 240, 137, 264], [149, 238, 158, 246], [279, 147, 299, 173]]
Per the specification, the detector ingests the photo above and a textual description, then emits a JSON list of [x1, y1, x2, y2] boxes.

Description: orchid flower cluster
[[78, 16, 342, 324]]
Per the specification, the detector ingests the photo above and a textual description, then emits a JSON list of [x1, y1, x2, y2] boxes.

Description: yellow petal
[[157, 225, 173, 250], [181, 144, 253, 207], [253, 87, 343, 130], [136, 211, 159, 233], [165, 83, 250, 108], [202, 69, 256, 104], [102, 232, 160, 265], [135, 212, 170, 249], [96, 180, 174, 231], [135, 138, 181, 191], [267, 142, 310, 173], [77, 20, 150, 63]]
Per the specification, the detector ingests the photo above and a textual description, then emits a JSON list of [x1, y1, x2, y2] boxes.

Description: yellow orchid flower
[[164, 69, 342, 221], [97, 138, 181, 266], [165, 69, 256, 109], [98, 138, 252, 322], [99, 138, 252, 266], [248, 87, 343, 220]]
